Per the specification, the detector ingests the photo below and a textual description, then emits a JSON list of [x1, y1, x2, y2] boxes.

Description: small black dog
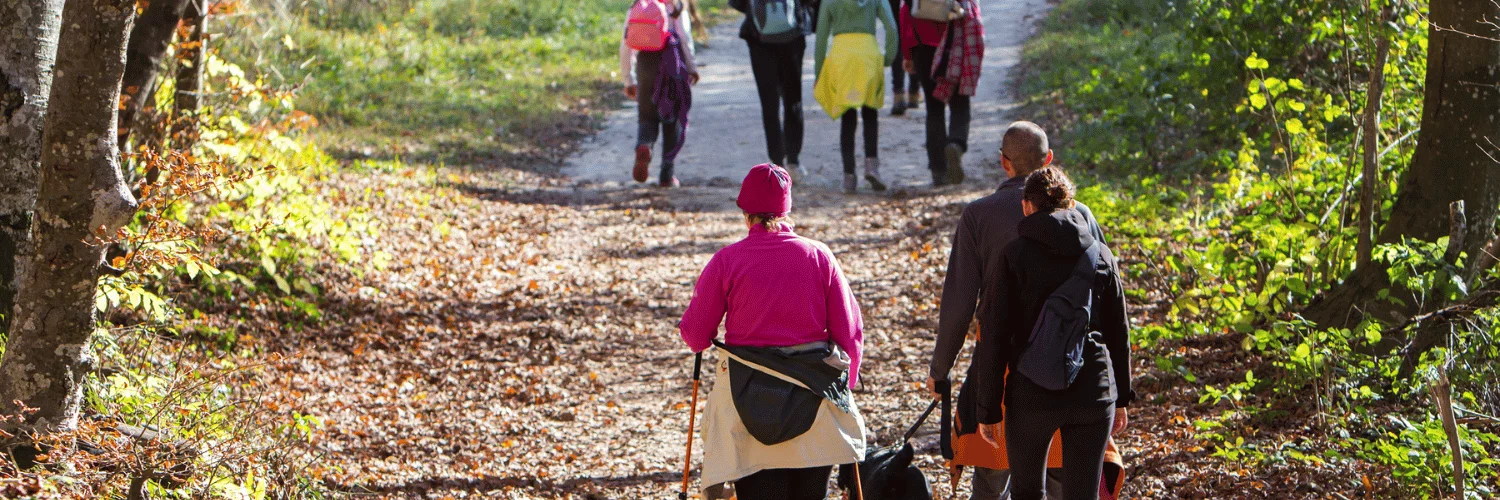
[[838, 441, 933, 500]]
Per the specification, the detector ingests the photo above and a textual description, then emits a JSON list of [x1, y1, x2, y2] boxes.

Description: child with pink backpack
[[620, 0, 701, 187]]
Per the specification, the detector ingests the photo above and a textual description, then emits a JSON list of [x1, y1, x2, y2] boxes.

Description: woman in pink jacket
[[680, 163, 868, 500]]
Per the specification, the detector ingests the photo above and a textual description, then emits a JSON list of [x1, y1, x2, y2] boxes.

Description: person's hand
[[689, 72, 701, 86], [1111, 408, 1129, 436], [624, 85, 638, 99], [979, 422, 1001, 447], [903, 59, 915, 74], [926, 376, 942, 400]]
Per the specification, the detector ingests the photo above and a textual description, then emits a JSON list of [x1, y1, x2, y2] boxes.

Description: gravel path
[[564, 0, 1053, 192]]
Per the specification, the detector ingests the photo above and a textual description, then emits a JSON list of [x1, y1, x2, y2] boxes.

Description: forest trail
[[257, 0, 1201, 497]]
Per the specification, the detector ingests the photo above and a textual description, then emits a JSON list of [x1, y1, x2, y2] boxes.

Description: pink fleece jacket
[[680, 224, 865, 387]]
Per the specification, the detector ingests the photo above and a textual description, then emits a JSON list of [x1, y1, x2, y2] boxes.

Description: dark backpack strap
[[1075, 241, 1101, 280], [935, 378, 953, 459]]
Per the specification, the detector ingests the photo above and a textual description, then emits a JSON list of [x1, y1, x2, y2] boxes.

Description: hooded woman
[[973, 167, 1136, 500], [680, 164, 867, 500]]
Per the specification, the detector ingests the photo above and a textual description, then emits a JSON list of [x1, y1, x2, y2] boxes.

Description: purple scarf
[[653, 33, 692, 160]]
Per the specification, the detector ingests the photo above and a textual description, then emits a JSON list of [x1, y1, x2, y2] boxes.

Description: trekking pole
[[678, 352, 704, 500]]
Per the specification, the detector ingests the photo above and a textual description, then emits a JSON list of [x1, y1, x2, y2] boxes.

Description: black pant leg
[[736, 466, 831, 500], [913, 46, 947, 172], [789, 466, 833, 500], [636, 51, 664, 148], [949, 93, 971, 152], [861, 106, 878, 158], [888, 0, 905, 93], [746, 41, 787, 165], [841, 110, 858, 174], [661, 118, 681, 164], [778, 41, 807, 165], [1057, 406, 1114, 500], [1004, 379, 1065, 500]]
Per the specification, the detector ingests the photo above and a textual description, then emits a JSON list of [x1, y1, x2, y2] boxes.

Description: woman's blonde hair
[[746, 212, 791, 231]]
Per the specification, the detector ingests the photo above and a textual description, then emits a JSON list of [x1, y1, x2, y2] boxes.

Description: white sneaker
[[863, 157, 887, 192], [787, 163, 809, 183]]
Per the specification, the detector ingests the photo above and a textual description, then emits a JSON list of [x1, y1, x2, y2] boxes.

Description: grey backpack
[[750, 0, 802, 43], [1015, 242, 1103, 391]]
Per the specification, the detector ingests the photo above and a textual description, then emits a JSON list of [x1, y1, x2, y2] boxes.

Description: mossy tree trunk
[[0, 0, 65, 335], [0, 0, 139, 433], [1305, 0, 1500, 332]]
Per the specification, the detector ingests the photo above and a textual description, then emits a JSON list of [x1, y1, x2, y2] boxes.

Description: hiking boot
[[864, 157, 888, 192], [633, 145, 651, 183], [787, 162, 809, 183], [659, 163, 680, 188], [892, 94, 908, 116], [843, 173, 858, 194], [931, 168, 948, 187], [944, 143, 966, 185]]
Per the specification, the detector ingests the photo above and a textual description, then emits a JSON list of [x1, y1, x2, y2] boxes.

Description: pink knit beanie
[[736, 163, 793, 216]]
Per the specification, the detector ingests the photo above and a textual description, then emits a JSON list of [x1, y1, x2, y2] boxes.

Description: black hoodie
[[972, 207, 1136, 425]]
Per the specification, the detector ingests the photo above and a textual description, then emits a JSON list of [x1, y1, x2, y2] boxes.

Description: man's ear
[[1044, 150, 1054, 166]]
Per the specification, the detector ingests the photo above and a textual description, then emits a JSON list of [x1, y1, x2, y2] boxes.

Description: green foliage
[[41, 27, 382, 499], [1024, 0, 1426, 175], [222, 0, 645, 160], [1038, 0, 1499, 494]]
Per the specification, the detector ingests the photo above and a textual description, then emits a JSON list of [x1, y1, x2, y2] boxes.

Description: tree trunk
[[0, 0, 65, 334], [0, 0, 138, 433], [118, 0, 191, 152], [1305, 0, 1500, 330], [1356, 4, 1394, 268], [171, 0, 206, 142]]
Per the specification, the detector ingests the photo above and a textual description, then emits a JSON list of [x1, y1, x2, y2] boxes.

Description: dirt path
[[260, 1, 1122, 498], [246, 1, 1435, 497], [565, 0, 1052, 191]]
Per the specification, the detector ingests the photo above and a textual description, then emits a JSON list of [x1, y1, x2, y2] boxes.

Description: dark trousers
[[888, 0, 906, 94], [840, 107, 879, 174], [636, 50, 682, 171], [736, 466, 832, 500], [747, 39, 806, 166], [911, 45, 971, 174], [1004, 376, 1114, 500]]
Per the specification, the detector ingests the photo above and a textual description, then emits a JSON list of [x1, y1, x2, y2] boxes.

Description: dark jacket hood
[[1018, 208, 1095, 258]]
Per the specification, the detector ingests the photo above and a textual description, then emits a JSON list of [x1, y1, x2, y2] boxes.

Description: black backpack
[[1015, 242, 1103, 391]]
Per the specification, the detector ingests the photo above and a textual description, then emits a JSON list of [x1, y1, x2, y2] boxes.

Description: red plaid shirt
[[933, 0, 984, 101]]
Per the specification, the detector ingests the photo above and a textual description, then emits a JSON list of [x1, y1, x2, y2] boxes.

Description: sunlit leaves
[[1244, 52, 1270, 70]]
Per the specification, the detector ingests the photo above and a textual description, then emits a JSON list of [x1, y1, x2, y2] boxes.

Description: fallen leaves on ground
[[194, 162, 1405, 498]]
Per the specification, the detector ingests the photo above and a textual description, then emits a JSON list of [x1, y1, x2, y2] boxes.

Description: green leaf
[[1245, 53, 1269, 69], [1285, 118, 1305, 134], [1250, 94, 1268, 110], [273, 274, 292, 295]]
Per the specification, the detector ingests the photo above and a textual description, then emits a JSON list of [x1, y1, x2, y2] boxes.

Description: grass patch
[[226, 0, 728, 166]]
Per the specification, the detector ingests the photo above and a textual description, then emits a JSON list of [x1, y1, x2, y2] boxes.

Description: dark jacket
[[973, 208, 1136, 425], [729, 0, 820, 43], [930, 176, 1105, 382]]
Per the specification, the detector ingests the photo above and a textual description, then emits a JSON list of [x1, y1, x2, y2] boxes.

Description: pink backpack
[[625, 0, 671, 51]]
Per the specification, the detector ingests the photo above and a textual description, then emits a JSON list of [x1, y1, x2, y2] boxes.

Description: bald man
[[926, 122, 1105, 499]]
